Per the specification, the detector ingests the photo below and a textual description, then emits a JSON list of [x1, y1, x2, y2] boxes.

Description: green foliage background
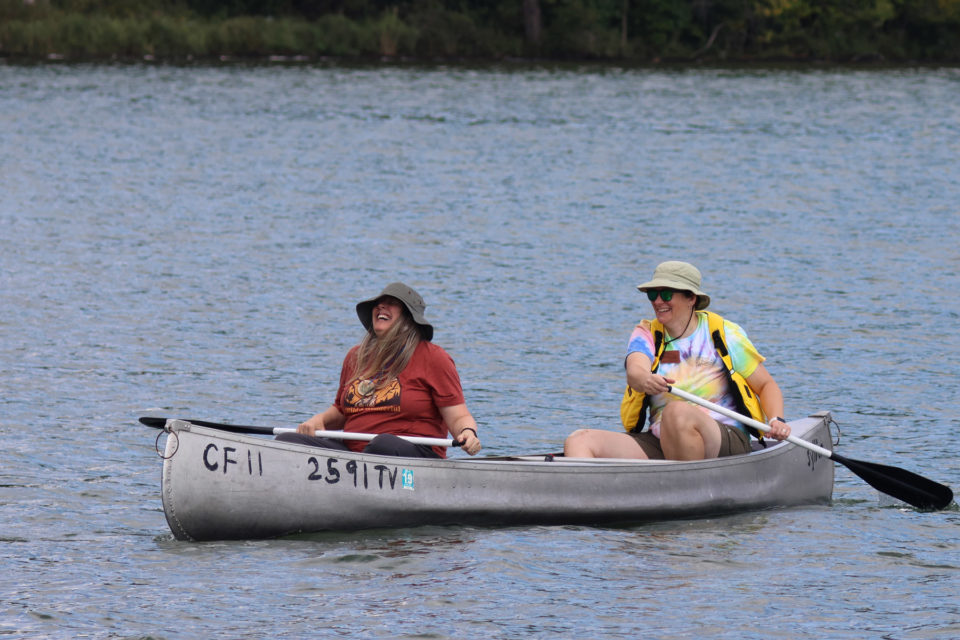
[[1, 0, 958, 61]]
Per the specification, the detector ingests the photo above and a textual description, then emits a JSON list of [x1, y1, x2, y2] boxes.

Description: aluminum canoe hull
[[159, 413, 835, 541]]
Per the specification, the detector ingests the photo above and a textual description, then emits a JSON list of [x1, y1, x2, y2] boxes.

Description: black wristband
[[459, 427, 478, 439], [769, 416, 786, 425]]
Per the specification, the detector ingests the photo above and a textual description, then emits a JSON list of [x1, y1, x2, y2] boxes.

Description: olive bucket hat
[[636, 261, 711, 310], [356, 282, 434, 341]]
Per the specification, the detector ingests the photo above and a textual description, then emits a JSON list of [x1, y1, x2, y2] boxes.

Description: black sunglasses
[[646, 289, 679, 302]]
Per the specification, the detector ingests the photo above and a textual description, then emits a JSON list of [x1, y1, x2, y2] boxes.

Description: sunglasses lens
[[646, 289, 674, 301]]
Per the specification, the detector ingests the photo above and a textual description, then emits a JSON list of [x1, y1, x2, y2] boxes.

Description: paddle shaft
[[665, 385, 954, 510], [140, 417, 459, 447], [666, 386, 833, 458], [272, 428, 457, 448]]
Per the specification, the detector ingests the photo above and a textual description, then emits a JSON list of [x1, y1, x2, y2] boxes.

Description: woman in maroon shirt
[[277, 282, 481, 459]]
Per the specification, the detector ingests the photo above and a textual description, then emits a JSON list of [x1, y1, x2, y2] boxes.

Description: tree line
[[2, 0, 958, 62]]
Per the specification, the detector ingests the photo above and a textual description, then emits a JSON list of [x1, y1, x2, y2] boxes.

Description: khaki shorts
[[629, 421, 751, 460]]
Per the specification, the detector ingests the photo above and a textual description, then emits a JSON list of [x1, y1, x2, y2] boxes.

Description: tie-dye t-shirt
[[626, 312, 764, 437]]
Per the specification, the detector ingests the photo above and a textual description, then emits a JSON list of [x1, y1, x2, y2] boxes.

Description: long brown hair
[[350, 308, 422, 387]]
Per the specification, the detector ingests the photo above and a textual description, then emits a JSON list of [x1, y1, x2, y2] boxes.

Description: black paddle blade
[[833, 452, 954, 511], [139, 416, 275, 435]]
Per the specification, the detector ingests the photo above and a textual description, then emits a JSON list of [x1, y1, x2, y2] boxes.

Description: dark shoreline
[[2, 4, 958, 66], [3, 55, 958, 69]]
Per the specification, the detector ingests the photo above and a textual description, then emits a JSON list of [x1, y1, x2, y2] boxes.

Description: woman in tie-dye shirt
[[564, 261, 791, 461]]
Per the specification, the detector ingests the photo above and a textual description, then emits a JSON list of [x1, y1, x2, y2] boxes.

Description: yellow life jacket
[[619, 311, 767, 439]]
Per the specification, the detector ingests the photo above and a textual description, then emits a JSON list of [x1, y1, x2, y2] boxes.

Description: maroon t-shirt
[[334, 341, 465, 457]]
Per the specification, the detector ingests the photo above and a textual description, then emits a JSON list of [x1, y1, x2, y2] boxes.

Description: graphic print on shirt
[[342, 378, 402, 414]]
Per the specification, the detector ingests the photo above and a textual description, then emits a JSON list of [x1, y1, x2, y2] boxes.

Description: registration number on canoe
[[200, 442, 413, 491], [306, 456, 410, 491]]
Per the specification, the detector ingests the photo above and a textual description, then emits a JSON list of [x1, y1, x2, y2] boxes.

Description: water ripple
[[0, 64, 958, 639]]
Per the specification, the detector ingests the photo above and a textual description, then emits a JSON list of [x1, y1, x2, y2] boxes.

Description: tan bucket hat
[[636, 261, 710, 310], [356, 282, 434, 341]]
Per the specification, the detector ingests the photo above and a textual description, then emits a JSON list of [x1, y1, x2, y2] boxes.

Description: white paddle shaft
[[667, 386, 833, 458], [272, 428, 457, 448]]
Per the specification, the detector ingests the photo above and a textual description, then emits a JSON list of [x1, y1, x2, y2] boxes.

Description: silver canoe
[[158, 412, 835, 541]]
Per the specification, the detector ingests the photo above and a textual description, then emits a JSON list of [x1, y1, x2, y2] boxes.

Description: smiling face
[[648, 288, 697, 327], [371, 296, 406, 337]]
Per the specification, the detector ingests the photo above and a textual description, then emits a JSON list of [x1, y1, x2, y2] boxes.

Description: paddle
[[139, 417, 460, 448], [666, 386, 954, 511]]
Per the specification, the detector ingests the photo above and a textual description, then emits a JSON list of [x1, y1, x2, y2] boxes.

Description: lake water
[[1, 63, 958, 639]]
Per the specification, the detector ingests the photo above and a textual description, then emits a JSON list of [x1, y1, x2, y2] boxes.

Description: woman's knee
[[658, 405, 700, 445], [565, 428, 592, 441], [661, 401, 690, 421], [564, 429, 598, 455], [660, 402, 699, 430], [364, 433, 438, 458]]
